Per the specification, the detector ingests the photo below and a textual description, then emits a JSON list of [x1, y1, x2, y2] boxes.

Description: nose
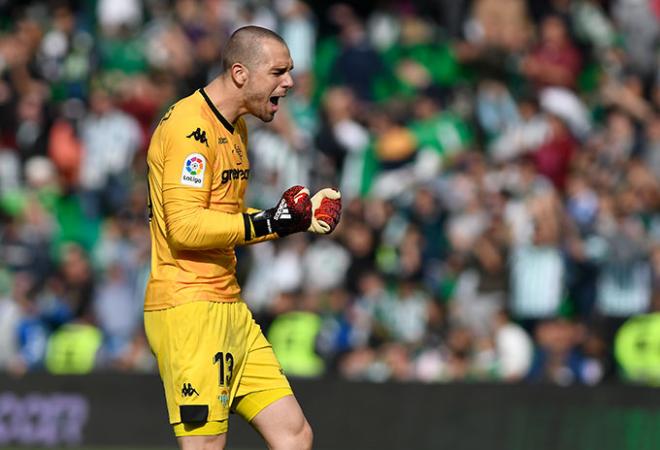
[[282, 72, 294, 90]]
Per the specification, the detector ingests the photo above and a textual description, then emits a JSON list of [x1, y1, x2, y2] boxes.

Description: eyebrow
[[272, 64, 293, 73]]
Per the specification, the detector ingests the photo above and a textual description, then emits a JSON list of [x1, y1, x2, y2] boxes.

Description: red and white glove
[[249, 185, 312, 237], [307, 188, 342, 234]]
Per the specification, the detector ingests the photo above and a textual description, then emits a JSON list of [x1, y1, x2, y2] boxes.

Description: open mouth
[[269, 96, 280, 106]]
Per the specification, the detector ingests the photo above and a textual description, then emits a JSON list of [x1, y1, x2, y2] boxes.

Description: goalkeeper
[[143, 26, 341, 450]]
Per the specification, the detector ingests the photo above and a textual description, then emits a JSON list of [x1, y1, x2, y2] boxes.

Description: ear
[[231, 63, 248, 87]]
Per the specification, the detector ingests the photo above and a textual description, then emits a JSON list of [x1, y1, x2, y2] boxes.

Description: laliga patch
[[180, 153, 206, 187]]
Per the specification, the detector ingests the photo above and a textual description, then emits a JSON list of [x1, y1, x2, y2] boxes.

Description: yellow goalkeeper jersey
[[144, 89, 272, 311]]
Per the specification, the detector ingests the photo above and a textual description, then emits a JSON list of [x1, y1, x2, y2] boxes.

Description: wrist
[[248, 210, 275, 238]]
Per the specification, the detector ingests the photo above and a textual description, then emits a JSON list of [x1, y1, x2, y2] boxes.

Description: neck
[[203, 76, 246, 124]]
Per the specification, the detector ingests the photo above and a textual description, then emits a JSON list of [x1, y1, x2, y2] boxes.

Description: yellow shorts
[[144, 301, 292, 437]]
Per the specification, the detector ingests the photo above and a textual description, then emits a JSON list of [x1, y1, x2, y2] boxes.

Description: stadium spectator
[[526, 318, 589, 385], [328, 4, 385, 102], [492, 309, 534, 381], [0, 0, 658, 388], [0, 268, 20, 371], [78, 79, 141, 218], [521, 14, 582, 90]]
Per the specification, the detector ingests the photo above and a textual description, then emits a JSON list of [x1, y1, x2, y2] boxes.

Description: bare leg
[[250, 395, 313, 450], [177, 433, 227, 450]]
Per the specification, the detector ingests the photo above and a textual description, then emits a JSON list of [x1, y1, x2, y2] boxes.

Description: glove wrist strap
[[249, 212, 274, 238]]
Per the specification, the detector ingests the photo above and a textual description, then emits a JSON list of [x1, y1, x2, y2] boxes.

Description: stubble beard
[[245, 88, 273, 123]]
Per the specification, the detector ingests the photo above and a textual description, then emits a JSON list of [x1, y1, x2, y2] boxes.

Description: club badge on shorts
[[181, 153, 206, 187], [219, 389, 229, 409]]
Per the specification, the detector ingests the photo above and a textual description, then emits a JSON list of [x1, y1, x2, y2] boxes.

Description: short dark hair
[[221, 26, 287, 72]]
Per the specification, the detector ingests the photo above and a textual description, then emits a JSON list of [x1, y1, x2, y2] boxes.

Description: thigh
[[145, 301, 251, 435], [231, 320, 292, 422], [250, 394, 309, 446], [177, 432, 227, 450]]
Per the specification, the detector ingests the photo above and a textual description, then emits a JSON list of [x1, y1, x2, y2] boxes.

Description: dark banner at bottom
[[1, 374, 660, 450]]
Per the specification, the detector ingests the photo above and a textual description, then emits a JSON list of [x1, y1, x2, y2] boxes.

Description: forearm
[[164, 185, 314, 250], [163, 198, 286, 250], [165, 199, 248, 250]]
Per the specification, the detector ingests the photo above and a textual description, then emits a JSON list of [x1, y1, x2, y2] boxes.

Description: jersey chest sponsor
[[221, 168, 250, 184]]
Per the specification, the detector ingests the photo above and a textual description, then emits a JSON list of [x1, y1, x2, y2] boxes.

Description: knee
[[298, 420, 313, 450], [270, 418, 313, 450]]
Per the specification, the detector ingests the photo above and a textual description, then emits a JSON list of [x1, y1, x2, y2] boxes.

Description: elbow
[[165, 219, 196, 250], [167, 234, 186, 251], [164, 205, 205, 250], [165, 227, 188, 251]]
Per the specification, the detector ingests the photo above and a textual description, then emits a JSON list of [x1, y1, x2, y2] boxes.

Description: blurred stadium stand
[[1, 0, 660, 446]]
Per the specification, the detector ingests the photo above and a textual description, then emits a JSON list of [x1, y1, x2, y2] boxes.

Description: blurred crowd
[[0, 0, 659, 386]]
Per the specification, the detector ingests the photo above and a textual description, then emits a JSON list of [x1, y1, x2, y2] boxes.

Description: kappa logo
[[274, 199, 291, 220], [218, 137, 228, 144], [187, 128, 209, 147], [182, 383, 199, 397]]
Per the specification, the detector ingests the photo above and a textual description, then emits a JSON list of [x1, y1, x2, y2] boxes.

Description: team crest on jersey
[[181, 153, 206, 187], [232, 144, 244, 165]]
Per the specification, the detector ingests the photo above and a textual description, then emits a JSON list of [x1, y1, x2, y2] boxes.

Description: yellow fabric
[[233, 388, 293, 423], [615, 313, 660, 384], [173, 420, 227, 437], [145, 89, 275, 311], [144, 301, 290, 429], [45, 323, 102, 374], [268, 311, 325, 377], [231, 331, 293, 416]]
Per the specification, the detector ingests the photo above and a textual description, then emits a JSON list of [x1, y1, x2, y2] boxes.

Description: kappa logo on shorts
[[181, 153, 206, 187], [182, 383, 199, 397]]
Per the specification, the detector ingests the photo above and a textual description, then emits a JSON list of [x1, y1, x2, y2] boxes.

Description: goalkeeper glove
[[248, 185, 312, 238], [308, 188, 342, 234]]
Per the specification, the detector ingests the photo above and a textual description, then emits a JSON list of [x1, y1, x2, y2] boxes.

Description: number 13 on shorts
[[214, 351, 235, 410], [214, 352, 234, 386]]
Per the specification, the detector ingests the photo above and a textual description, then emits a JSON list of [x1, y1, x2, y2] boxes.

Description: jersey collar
[[199, 88, 235, 134]]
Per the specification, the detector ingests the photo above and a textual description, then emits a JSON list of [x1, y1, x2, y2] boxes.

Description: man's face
[[244, 39, 294, 122], [542, 17, 566, 48]]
